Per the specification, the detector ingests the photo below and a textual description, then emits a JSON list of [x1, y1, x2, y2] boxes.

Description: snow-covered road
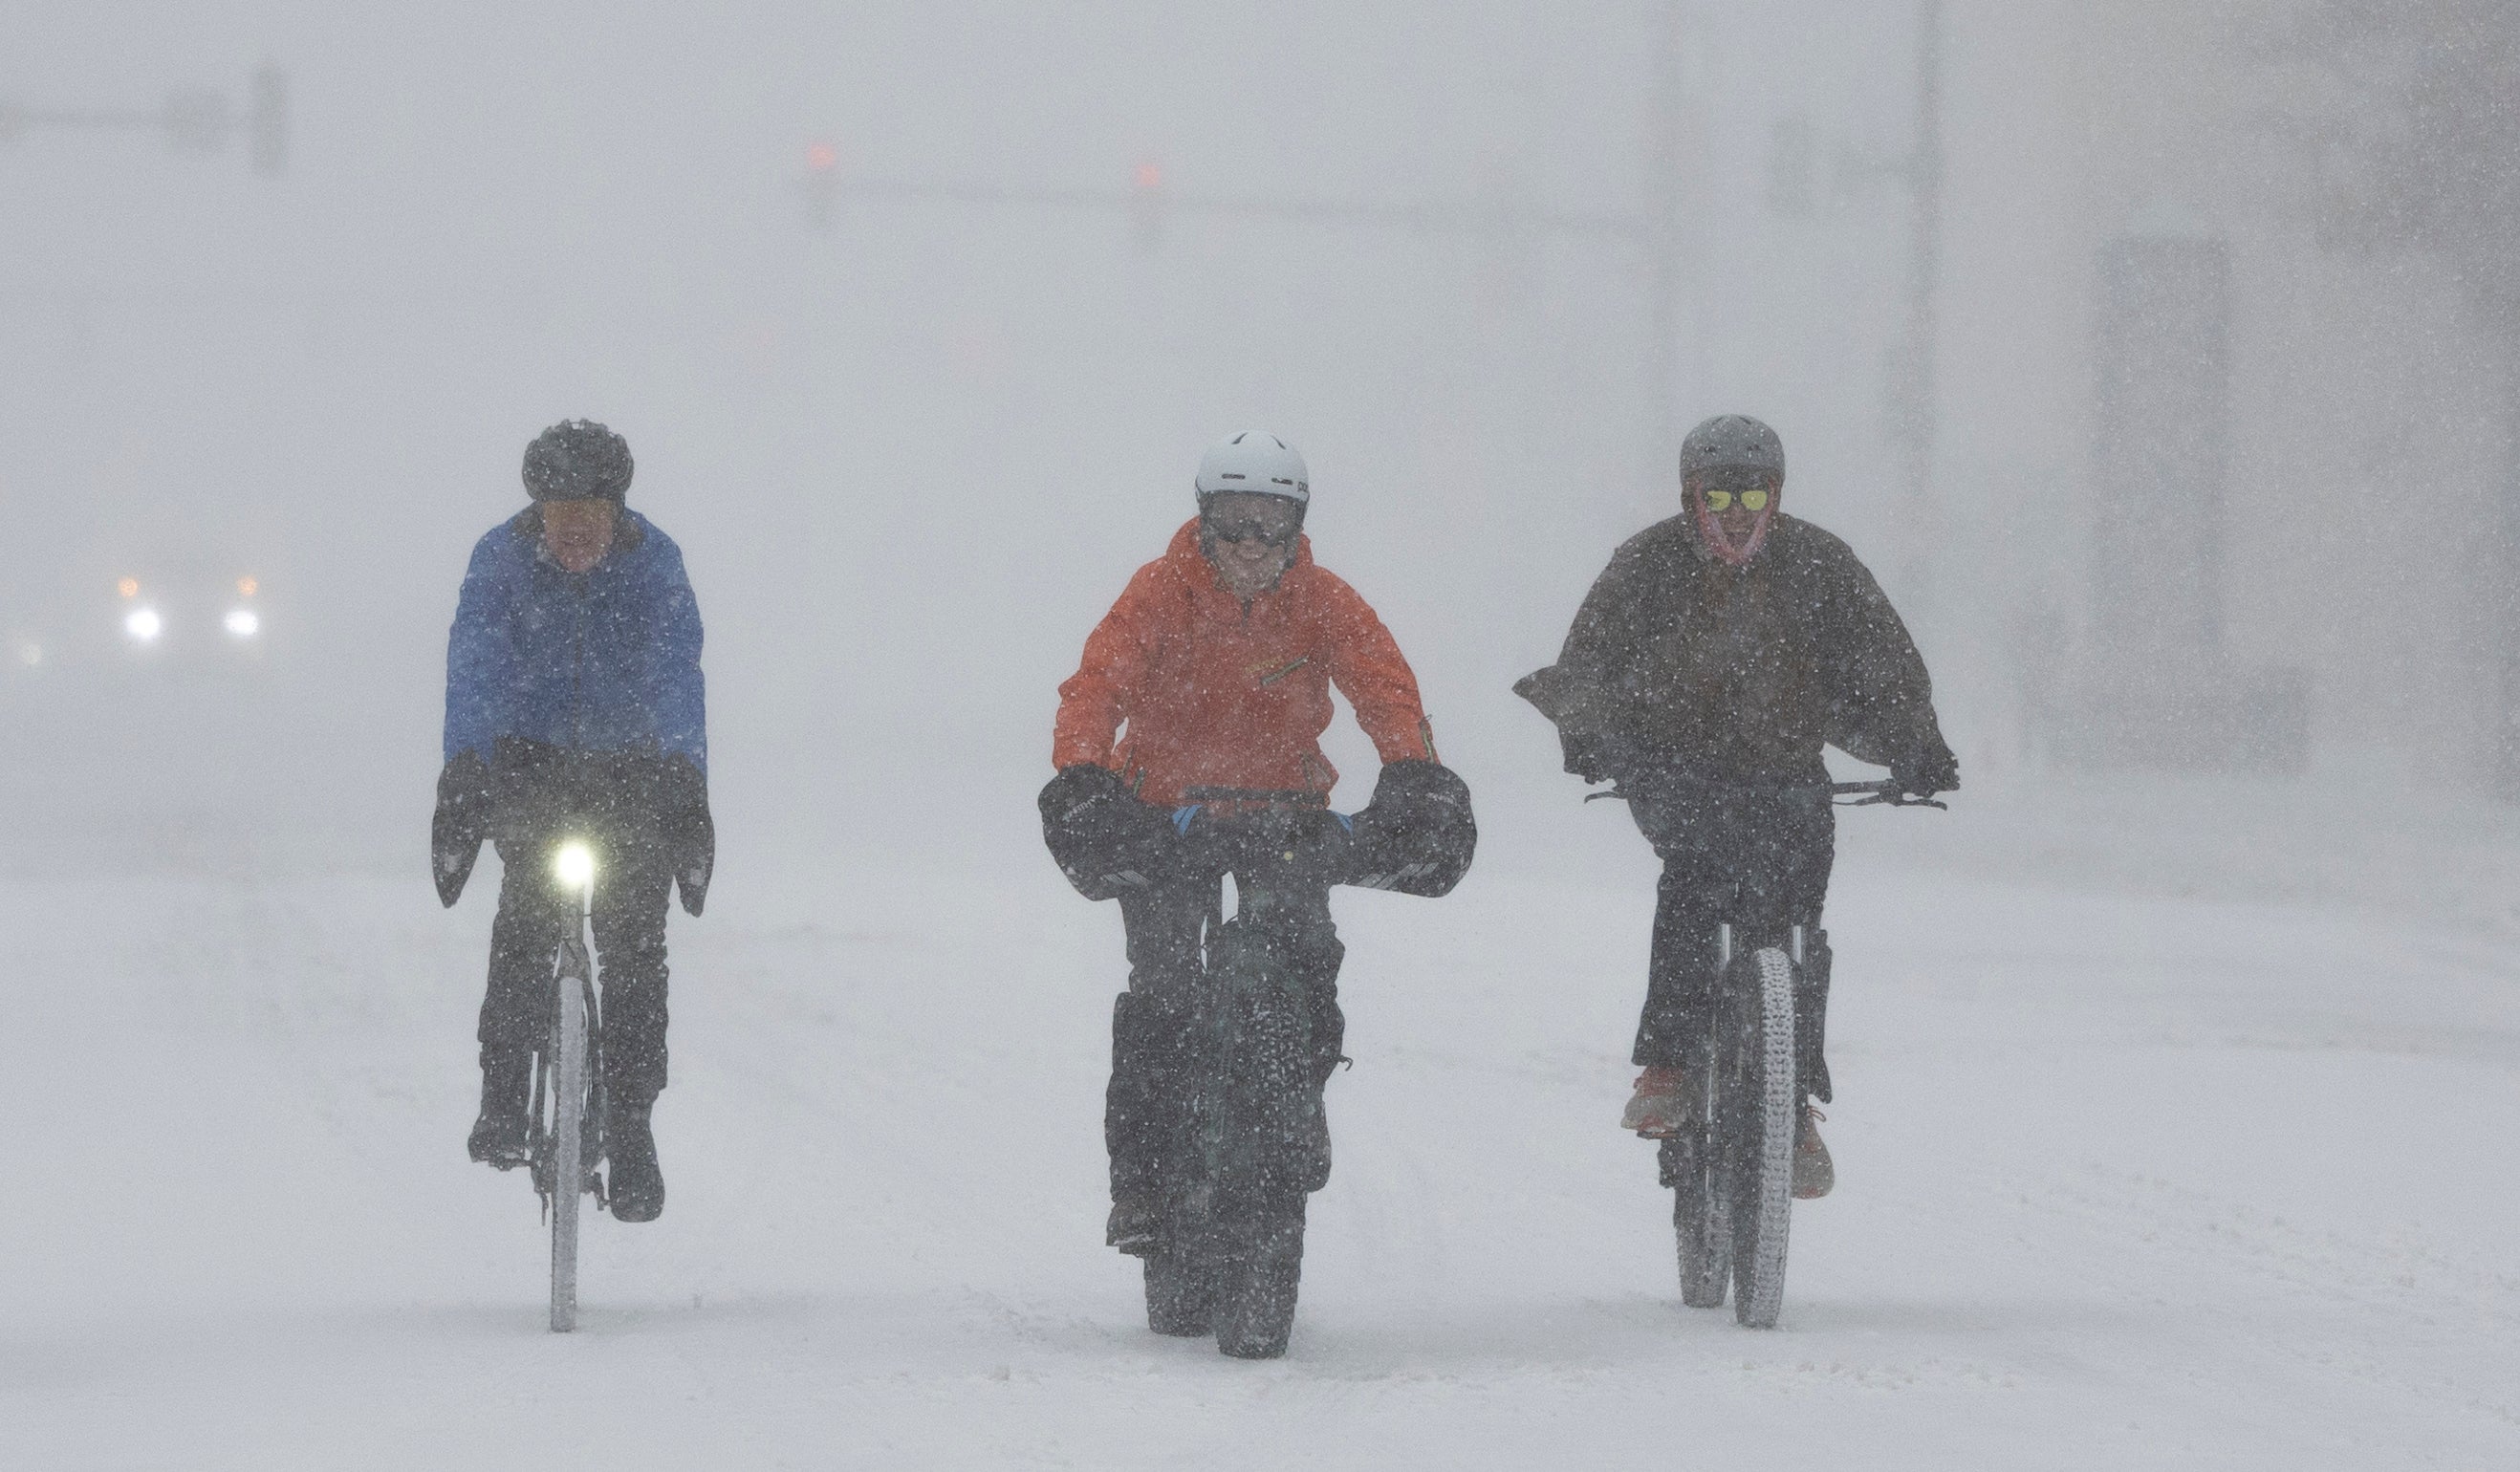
[[4, 792, 2516, 1469]]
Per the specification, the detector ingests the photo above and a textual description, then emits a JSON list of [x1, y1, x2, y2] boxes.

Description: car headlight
[[224, 608, 260, 639], [124, 607, 163, 643]]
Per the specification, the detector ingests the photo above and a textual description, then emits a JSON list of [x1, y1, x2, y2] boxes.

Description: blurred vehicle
[[4, 542, 279, 681]]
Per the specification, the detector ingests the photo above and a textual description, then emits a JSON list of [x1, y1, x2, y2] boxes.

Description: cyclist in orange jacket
[[1043, 432, 1473, 1261]]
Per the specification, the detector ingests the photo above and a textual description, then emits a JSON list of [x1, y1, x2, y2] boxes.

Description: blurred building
[[1935, 0, 2505, 784]]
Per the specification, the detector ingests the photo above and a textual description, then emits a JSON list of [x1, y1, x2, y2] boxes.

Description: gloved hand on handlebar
[[431, 749, 494, 907], [1892, 744, 1961, 801], [1345, 759, 1477, 897], [1561, 732, 1627, 787], [657, 754, 714, 917], [1040, 764, 1177, 901]]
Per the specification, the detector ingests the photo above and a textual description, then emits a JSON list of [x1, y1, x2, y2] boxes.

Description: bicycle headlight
[[553, 841, 596, 891]]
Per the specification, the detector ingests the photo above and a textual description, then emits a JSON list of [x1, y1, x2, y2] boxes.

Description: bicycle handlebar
[[1582, 775, 1949, 811]]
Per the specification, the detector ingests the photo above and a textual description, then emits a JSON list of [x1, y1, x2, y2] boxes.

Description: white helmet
[[1194, 430, 1309, 507]]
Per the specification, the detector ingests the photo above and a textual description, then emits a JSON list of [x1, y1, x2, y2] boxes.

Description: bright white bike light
[[224, 608, 261, 639], [124, 606, 163, 642], [554, 841, 596, 890]]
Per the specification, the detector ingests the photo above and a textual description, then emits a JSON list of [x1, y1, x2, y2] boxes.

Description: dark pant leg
[[1108, 875, 1217, 1203], [1635, 860, 1726, 1068], [482, 836, 572, 1068], [590, 835, 675, 1105], [1241, 882, 1348, 1087], [1626, 781, 1836, 1073]]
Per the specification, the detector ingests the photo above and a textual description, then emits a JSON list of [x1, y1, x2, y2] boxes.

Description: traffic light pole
[[801, 4, 1700, 464], [0, 65, 288, 175]]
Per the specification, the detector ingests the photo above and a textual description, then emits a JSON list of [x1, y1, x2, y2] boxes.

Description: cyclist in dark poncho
[[1517, 414, 1955, 1198]]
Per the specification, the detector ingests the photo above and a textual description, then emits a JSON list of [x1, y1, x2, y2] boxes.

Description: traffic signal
[[1131, 160, 1164, 248], [803, 140, 841, 228]]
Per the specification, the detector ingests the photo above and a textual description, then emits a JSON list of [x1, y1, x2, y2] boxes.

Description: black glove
[[658, 756, 714, 917], [1040, 764, 1173, 901], [1561, 732, 1635, 788], [431, 750, 494, 908], [1345, 759, 1477, 897], [1892, 745, 1961, 800]]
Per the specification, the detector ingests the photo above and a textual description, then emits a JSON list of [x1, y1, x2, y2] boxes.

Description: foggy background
[[9, 2, 2514, 885], [11, 1, 2515, 903], [9, 6, 2520, 1464]]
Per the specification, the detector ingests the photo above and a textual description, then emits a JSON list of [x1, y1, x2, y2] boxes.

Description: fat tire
[[1726, 946, 1797, 1329], [1670, 1130, 1731, 1308], [1212, 1200, 1306, 1359]]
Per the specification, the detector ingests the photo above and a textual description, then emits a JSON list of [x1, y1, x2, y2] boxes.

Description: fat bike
[[1627, 778, 1942, 1329], [1140, 790, 1348, 1360]]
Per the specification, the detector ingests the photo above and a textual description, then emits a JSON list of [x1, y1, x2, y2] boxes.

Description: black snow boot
[[467, 1050, 532, 1168], [607, 1097, 664, 1223]]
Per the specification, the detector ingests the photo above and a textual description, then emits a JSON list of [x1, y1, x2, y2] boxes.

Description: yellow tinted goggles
[[1703, 488, 1771, 512]]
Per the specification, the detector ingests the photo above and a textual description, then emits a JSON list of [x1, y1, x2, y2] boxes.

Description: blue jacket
[[443, 508, 706, 773]]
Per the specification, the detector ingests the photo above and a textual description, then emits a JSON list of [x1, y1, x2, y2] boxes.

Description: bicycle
[[1594, 775, 1943, 1328], [529, 837, 607, 1332], [1139, 788, 1351, 1360]]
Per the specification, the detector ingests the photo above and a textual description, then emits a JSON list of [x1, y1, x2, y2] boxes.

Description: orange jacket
[[1054, 520, 1435, 807]]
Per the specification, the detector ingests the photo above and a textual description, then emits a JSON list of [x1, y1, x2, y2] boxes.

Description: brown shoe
[[1620, 1066, 1689, 1137], [1793, 1106, 1835, 1200]]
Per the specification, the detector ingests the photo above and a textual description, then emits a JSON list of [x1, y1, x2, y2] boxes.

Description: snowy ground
[[4, 776, 2517, 1469]]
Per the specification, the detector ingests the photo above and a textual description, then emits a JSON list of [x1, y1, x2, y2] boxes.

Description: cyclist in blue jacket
[[430, 420, 712, 1223]]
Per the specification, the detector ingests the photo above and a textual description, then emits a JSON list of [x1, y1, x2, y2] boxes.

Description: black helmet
[[522, 420, 634, 503], [1679, 414, 1785, 483]]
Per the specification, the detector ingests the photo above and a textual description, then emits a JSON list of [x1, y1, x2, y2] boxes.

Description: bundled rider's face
[[1687, 467, 1780, 564], [542, 499, 619, 574], [1200, 492, 1304, 598]]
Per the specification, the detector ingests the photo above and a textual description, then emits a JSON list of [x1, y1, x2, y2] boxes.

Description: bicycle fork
[[1714, 924, 1828, 1106], [1710, 922, 1807, 967]]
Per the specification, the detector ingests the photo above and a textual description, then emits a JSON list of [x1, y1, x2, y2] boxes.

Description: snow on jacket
[[443, 507, 706, 773], [1517, 510, 1947, 785], [1054, 519, 1434, 808]]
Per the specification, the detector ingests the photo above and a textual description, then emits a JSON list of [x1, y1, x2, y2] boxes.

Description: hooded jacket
[[1054, 519, 1433, 808], [443, 506, 707, 773], [1517, 510, 1947, 785]]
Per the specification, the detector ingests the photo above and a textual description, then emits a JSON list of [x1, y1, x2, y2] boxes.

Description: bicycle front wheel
[[549, 942, 592, 1333], [1724, 946, 1797, 1329]]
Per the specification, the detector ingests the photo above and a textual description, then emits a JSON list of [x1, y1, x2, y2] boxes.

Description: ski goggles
[[1204, 512, 1303, 547], [1702, 488, 1771, 513]]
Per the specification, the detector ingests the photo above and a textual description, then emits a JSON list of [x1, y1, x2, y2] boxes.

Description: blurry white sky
[[3, 2, 2509, 865]]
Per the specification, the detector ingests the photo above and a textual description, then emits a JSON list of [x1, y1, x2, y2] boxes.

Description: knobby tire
[[1727, 947, 1797, 1329]]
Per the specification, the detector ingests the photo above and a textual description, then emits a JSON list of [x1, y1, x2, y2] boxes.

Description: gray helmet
[[523, 420, 635, 503], [1679, 415, 1785, 483]]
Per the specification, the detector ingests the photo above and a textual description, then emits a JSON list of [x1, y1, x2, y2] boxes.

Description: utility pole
[[1640, 1, 1692, 458], [1894, 0, 1945, 614]]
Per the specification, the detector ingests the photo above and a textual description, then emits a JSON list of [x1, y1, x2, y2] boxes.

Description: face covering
[[1693, 492, 1776, 567]]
